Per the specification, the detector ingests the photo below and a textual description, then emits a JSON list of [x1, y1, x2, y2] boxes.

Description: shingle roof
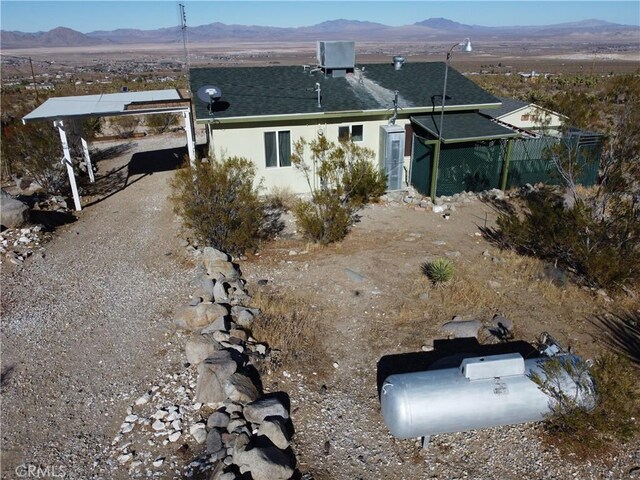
[[412, 112, 519, 143], [480, 96, 529, 119], [190, 62, 501, 122]]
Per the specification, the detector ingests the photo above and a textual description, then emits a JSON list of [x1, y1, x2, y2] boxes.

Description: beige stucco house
[[190, 44, 521, 197]]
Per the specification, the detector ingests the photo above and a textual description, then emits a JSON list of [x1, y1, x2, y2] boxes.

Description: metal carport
[[22, 89, 195, 211]]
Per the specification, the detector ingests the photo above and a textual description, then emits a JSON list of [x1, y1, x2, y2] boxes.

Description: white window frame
[[338, 124, 363, 142], [264, 130, 292, 168]]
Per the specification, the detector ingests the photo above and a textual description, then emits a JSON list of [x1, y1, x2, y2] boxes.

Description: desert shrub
[[532, 353, 638, 458], [290, 135, 383, 244], [293, 190, 353, 245], [145, 113, 179, 134], [342, 154, 387, 207], [170, 156, 267, 255], [111, 116, 140, 138], [1, 122, 67, 194], [265, 185, 297, 211], [490, 188, 639, 291], [423, 257, 455, 285]]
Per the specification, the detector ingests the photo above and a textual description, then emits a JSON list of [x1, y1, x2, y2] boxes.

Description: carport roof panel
[[22, 89, 184, 123], [411, 112, 519, 143]]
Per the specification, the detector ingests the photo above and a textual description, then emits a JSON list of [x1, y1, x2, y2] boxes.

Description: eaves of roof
[[198, 102, 502, 126], [412, 112, 520, 144]]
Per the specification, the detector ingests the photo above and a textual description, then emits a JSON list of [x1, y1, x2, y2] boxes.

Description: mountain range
[[2, 18, 639, 48]]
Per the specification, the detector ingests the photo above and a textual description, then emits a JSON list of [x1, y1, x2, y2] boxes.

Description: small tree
[[530, 354, 638, 458], [111, 116, 140, 138], [1, 122, 67, 193], [290, 135, 386, 244], [145, 113, 179, 134], [171, 156, 267, 255]]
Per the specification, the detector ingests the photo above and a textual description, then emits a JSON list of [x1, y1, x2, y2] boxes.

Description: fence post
[[500, 138, 515, 191], [429, 141, 441, 200]]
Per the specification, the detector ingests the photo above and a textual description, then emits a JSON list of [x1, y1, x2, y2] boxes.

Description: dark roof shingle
[[412, 112, 519, 143], [190, 62, 500, 121]]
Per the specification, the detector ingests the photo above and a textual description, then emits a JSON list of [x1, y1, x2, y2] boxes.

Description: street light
[[430, 38, 473, 200]]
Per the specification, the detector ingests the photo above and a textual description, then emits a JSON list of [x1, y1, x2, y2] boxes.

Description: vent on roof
[[317, 41, 355, 78], [393, 56, 405, 70]]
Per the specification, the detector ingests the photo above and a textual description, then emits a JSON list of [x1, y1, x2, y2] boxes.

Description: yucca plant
[[424, 258, 455, 285]]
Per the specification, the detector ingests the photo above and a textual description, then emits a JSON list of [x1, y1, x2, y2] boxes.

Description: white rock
[[117, 453, 132, 464], [171, 419, 182, 431], [166, 411, 179, 422], [168, 431, 181, 442], [193, 429, 207, 444], [125, 414, 139, 423], [120, 423, 134, 434], [153, 409, 168, 420], [152, 420, 166, 431], [190, 423, 207, 444], [190, 423, 206, 434], [152, 458, 164, 468], [135, 393, 151, 405]]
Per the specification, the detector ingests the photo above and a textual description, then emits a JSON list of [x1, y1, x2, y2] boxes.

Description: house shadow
[[83, 145, 188, 208], [376, 338, 540, 398], [127, 145, 189, 176]]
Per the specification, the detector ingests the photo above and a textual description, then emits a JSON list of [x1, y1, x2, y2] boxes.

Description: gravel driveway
[[1, 134, 193, 479]]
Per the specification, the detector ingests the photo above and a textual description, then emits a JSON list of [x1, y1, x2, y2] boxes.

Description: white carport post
[[54, 119, 82, 211], [71, 118, 95, 183], [183, 108, 196, 167]]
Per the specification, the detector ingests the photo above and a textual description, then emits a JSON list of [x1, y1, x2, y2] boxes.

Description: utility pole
[[179, 3, 191, 95], [29, 57, 39, 102]]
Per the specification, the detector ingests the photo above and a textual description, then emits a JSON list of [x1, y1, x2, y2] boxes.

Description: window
[[264, 131, 291, 167], [338, 124, 363, 142]]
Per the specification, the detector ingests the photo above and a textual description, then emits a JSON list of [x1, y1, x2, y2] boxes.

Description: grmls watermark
[[15, 464, 66, 478]]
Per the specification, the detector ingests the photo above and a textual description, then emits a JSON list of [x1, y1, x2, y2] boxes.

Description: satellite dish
[[196, 84, 223, 116]]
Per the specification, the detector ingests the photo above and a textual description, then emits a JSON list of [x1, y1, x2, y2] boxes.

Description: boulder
[[0, 191, 29, 230], [235, 445, 295, 480], [195, 351, 238, 404], [224, 373, 260, 404], [185, 335, 220, 365], [207, 410, 230, 429], [203, 246, 230, 263], [207, 260, 240, 280], [213, 280, 229, 303], [193, 277, 215, 302], [234, 309, 256, 328], [201, 315, 231, 334], [174, 303, 229, 330], [441, 318, 482, 339], [257, 417, 290, 450], [243, 398, 289, 425]]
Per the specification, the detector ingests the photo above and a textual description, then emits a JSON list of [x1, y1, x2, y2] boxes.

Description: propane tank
[[381, 352, 594, 440]]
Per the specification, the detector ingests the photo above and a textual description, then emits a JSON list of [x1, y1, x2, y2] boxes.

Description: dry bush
[[534, 353, 639, 459], [110, 116, 141, 138], [250, 290, 326, 372], [265, 185, 297, 211], [171, 156, 271, 255]]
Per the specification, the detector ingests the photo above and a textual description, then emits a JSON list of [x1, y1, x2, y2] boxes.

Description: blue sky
[[1, 1, 639, 33]]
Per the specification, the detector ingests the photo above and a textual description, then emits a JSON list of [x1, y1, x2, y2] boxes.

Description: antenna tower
[[179, 3, 191, 95]]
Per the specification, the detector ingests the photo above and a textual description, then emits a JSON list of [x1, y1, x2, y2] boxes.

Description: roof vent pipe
[[393, 56, 406, 70]]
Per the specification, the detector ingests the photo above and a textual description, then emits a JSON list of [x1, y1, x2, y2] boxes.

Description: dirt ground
[[239, 194, 639, 479], [1, 133, 638, 479]]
